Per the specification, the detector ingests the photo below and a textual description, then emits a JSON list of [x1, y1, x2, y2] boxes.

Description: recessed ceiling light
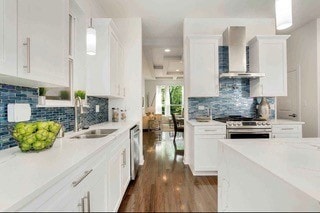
[[164, 48, 171, 52], [176, 69, 180, 72]]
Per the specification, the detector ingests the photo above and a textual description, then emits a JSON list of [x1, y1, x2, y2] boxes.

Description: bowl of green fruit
[[10, 121, 61, 152]]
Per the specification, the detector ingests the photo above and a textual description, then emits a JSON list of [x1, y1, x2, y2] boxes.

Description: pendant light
[[275, 0, 292, 30], [87, 18, 96, 55]]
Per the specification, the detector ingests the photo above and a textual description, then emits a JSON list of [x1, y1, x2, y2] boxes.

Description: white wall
[[287, 19, 319, 137], [144, 79, 184, 112]]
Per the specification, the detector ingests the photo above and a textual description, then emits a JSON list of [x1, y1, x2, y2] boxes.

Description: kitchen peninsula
[[218, 138, 320, 212]]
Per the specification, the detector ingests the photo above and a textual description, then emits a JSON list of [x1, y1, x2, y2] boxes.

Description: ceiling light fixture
[[275, 0, 292, 30], [87, 18, 96, 55], [176, 69, 180, 72], [164, 48, 171, 53]]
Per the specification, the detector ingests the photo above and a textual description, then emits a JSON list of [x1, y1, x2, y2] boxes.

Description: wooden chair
[[171, 113, 184, 151]]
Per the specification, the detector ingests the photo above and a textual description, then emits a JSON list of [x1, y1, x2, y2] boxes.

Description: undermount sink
[[70, 129, 118, 139]]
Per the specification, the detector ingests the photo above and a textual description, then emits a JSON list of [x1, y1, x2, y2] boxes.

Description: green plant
[[39, 87, 47, 96], [74, 90, 86, 99], [60, 90, 70, 100]]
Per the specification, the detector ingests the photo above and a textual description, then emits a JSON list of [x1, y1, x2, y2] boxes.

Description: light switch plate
[[95, 105, 100, 113], [198, 106, 205, 110]]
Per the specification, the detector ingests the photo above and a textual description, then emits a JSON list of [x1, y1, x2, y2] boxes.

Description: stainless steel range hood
[[219, 26, 265, 79]]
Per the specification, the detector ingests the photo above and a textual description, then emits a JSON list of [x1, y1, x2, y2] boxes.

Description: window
[[156, 85, 184, 116]]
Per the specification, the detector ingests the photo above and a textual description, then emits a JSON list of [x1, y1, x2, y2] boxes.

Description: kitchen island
[[218, 138, 320, 212]]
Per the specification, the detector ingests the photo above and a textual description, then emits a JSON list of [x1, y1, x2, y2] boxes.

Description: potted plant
[[74, 90, 86, 105], [38, 87, 47, 105], [60, 90, 70, 100]]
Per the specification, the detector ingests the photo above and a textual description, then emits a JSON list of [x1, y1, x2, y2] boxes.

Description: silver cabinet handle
[[72, 169, 93, 187], [124, 149, 126, 166], [123, 88, 126, 97], [23, 38, 31, 73], [281, 128, 294, 131], [87, 191, 91, 213], [121, 149, 126, 167], [78, 197, 85, 212], [205, 129, 217, 132]]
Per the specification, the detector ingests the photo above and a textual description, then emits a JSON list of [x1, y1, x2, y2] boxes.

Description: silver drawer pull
[[78, 197, 85, 212], [281, 128, 294, 131], [72, 169, 93, 187], [23, 38, 31, 73], [205, 129, 217, 132]]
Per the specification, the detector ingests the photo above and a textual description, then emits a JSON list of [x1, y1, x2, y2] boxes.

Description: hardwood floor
[[119, 132, 218, 212]]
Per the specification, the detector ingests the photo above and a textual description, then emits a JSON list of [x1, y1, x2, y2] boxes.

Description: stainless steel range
[[214, 116, 272, 139]]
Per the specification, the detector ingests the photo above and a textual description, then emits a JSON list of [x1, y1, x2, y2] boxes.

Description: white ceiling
[[97, 0, 320, 78]]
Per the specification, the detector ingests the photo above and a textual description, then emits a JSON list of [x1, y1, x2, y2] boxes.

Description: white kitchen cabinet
[[187, 35, 221, 97], [19, 149, 107, 212], [189, 125, 226, 176], [249, 35, 290, 97], [118, 43, 126, 97], [272, 124, 302, 139], [17, 0, 69, 87], [107, 130, 131, 212], [0, 0, 17, 77], [87, 19, 125, 98]]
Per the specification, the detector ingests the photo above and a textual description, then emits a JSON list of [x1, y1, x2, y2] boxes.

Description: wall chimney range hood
[[219, 26, 265, 79]]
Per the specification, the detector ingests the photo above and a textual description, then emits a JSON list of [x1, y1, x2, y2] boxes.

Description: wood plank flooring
[[119, 132, 218, 212]]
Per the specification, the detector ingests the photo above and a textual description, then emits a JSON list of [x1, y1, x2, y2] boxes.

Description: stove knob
[[262, 123, 266, 126], [237, 123, 241, 126]]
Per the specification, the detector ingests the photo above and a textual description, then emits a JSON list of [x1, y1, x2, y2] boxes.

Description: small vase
[[258, 97, 270, 120], [38, 96, 46, 105]]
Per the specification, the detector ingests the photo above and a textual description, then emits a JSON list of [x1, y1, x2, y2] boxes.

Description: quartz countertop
[[186, 119, 226, 126], [0, 121, 139, 211], [270, 119, 305, 125], [219, 138, 320, 202]]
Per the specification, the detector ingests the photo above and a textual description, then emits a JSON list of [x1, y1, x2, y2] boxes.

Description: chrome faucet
[[74, 97, 84, 132]]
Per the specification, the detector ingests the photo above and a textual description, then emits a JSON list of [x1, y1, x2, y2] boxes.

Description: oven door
[[227, 129, 272, 139]]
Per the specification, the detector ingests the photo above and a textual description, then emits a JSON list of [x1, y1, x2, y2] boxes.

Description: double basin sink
[[71, 129, 118, 139]]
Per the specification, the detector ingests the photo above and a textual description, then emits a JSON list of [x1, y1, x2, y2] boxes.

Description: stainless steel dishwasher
[[130, 125, 140, 180]]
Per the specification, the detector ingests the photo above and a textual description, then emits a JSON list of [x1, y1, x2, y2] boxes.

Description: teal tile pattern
[[0, 84, 108, 150]]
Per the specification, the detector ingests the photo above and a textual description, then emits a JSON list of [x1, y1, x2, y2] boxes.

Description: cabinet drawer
[[194, 126, 226, 135], [272, 125, 301, 134], [272, 133, 301, 139]]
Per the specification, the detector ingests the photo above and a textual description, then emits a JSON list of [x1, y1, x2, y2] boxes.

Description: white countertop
[[187, 119, 226, 126], [219, 138, 320, 202], [270, 119, 305, 125], [0, 121, 138, 211]]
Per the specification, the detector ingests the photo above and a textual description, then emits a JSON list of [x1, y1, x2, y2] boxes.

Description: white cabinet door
[[118, 43, 125, 97], [249, 36, 290, 97], [188, 35, 221, 97], [17, 0, 69, 87], [107, 148, 122, 212], [110, 30, 119, 97], [0, 0, 17, 77], [121, 138, 131, 194], [272, 133, 301, 139], [194, 134, 225, 171]]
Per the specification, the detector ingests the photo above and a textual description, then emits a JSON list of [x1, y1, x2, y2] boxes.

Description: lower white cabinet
[[18, 130, 132, 212], [107, 131, 131, 212], [272, 124, 302, 139], [189, 125, 226, 176]]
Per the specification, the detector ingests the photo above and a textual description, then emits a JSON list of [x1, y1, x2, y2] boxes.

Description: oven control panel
[[226, 121, 271, 128]]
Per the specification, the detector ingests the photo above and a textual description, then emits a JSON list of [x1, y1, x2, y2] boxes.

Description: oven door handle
[[227, 129, 271, 133]]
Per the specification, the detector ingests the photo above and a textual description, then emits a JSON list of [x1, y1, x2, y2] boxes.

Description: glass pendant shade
[[87, 26, 96, 55], [275, 0, 292, 30]]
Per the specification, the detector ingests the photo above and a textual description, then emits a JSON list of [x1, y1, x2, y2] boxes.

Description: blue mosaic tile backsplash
[[0, 84, 108, 150], [188, 46, 275, 119]]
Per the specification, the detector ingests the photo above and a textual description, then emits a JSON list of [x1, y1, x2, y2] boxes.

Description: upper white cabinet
[[87, 19, 125, 98], [249, 35, 290, 97], [17, 0, 69, 87], [0, 0, 17, 77], [187, 35, 221, 97]]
